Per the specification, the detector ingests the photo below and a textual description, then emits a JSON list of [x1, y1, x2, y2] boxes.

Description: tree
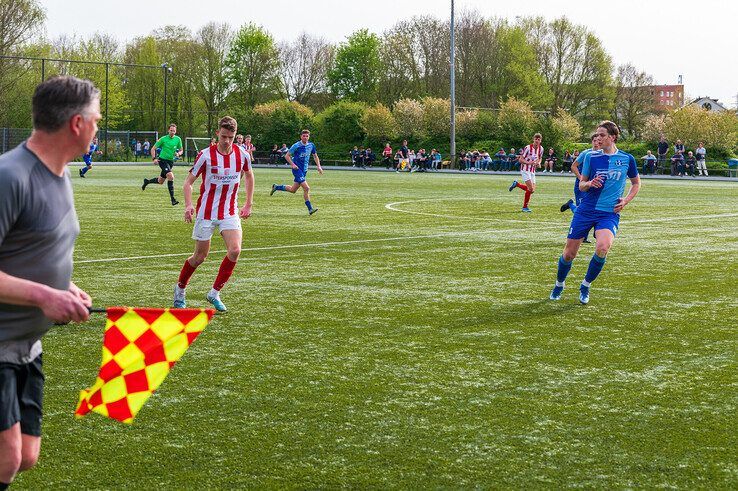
[[247, 100, 313, 147], [279, 32, 334, 105], [225, 23, 280, 109], [193, 22, 234, 135], [313, 100, 367, 144], [327, 29, 381, 103], [522, 16, 614, 127], [361, 104, 398, 144], [615, 63, 654, 139], [421, 97, 450, 138], [497, 97, 537, 148], [663, 106, 738, 154], [392, 98, 425, 140]]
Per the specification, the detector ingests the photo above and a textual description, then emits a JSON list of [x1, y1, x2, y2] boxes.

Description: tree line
[[1, 0, 735, 156]]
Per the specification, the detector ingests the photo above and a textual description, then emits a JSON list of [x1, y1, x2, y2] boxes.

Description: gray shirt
[[0, 143, 80, 364]]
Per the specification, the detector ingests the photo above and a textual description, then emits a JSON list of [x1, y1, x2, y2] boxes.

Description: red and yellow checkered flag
[[75, 307, 214, 423]]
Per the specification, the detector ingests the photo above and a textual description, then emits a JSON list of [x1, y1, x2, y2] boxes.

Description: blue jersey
[[289, 141, 317, 172], [83, 143, 98, 164], [579, 150, 638, 213]]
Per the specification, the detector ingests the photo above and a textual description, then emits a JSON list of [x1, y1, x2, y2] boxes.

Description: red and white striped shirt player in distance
[[509, 133, 543, 213], [174, 115, 255, 312]]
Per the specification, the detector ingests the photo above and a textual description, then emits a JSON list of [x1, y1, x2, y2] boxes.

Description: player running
[[78, 137, 101, 178], [549, 121, 641, 304], [142, 123, 183, 205], [560, 132, 601, 243], [508, 133, 543, 212], [269, 129, 323, 215], [173, 116, 254, 312]]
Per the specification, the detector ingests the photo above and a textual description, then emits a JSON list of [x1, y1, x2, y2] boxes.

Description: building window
[[660, 90, 664, 96]]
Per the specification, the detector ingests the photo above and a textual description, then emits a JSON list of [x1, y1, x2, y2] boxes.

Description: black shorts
[[0, 355, 44, 436], [159, 159, 174, 178]]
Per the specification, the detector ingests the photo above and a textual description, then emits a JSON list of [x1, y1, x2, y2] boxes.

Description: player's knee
[[227, 247, 240, 261], [0, 446, 22, 481], [166, 173, 174, 181], [19, 448, 39, 472], [191, 253, 207, 265]]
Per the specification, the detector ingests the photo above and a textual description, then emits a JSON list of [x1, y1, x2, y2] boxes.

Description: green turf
[[15, 166, 738, 489]]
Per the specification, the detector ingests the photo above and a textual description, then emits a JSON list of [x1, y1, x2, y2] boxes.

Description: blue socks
[[556, 255, 573, 284], [568, 201, 577, 212], [275, 184, 286, 191], [81, 166, 90, 175], [585, 254, 607, 284], [305, 200, 313, 211]]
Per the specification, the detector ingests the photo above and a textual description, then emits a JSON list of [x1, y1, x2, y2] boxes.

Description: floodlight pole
[[162, 63, 170, 130], [450, 0, 456, 166], [104, 62, 109, 158]]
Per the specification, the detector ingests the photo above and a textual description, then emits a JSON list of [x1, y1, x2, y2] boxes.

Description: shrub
[[498, 97, 536, 148], [422, 97, 451, 139], [393, 98, 425, 140], [314, 100, 367, 144], [247, 100, 314, 147], [361, 103, 398, 147]]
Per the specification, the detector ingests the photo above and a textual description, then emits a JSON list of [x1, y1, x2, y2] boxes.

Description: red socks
[[177, 259, 197, 289], [213, 257, 237, 291], [523, 190, 532, 208], [515, 182, 528, 191]]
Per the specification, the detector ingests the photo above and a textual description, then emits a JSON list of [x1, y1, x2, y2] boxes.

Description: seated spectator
[[493, 148, 506, 171], [357, 146, 367, 168], [641, 150, 657, 175], [670, 150, 684, 176], [544, 147, 557, 172], [415, 149, 428, 172], [562, 150, 573, 173], [382, 143, 393, 169], [408, 149, 416, 170], [350, 146, 359, 167], [505, 148, 517, 171], [279, 143, 289, 163], [479, 150, 491, 171], [269, 144, 280, 165], [366, 147, 376, 167], [458, 151, 467, 170], [431, 149, 441, 170], [683, 151, 696, 177], [471, 150, 481, 171]]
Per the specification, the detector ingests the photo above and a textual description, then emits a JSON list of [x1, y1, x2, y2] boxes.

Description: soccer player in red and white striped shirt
[[508, 133, 543, 212], [173, 116, 254, 312]]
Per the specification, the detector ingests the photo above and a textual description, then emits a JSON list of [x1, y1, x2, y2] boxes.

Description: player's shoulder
[[0, 145, 36, 190]]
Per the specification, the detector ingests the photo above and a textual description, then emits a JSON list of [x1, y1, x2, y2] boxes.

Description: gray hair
[[32, 76, 100, 131]]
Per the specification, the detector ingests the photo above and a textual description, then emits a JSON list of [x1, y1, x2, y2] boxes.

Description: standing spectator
[[143, 138, 151, 157], [544, 147, 557, 172], [684, 151, 696, 177], [0, 75, 95, 488], [657, 135, 669, 172], [674, 139, 685, 156], [135, 139, 142, 157], [562, 150, 574, 173], [641, 150, 657, 175], [670, 150, 684, 176], [695, 142, 708, 176], [382, 143, 393, 168], [269, 144, 280, 165]]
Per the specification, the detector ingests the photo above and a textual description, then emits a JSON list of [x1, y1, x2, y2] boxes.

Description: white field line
[[75, 200, 738, 265]]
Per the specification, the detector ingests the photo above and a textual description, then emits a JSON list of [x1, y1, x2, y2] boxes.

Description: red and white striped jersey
[[520, 144, 542, 173], [191, 145, 252, 221]]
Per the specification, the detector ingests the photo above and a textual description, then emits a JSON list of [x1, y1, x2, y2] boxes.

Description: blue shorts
[[83, 157, 93, 166], [292, 168, 306, 183], [567, 208, 620, 240]]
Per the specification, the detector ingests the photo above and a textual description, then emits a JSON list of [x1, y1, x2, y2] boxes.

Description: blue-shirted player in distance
[[550, 121, 641, 304], [78, 136, 101, 178], [270, 129, 324, 215]]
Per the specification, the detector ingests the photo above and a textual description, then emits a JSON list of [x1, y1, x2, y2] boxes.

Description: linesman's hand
[[41, 287, 90, 324]]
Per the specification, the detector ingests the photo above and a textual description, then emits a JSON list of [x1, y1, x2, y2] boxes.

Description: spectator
[[394, 149, 404, 172], [408, 149, 416, 170], [366, 147, 376, 167], [457, 151, 466, 170], [505, 148, 517, 171], [493, 148, 506, 171], [543, 147, 557, 172], [562, 150, 574, 173], [143, 139, 151, 157], [657, 135, 669, 170], [670, 150, 684, 176], [382, 143, 393, 169], [357, 146, 366, 168], [683, 151, 696, 177], [479, 150, 491, 171], [415, 149, 427, 172], [279, 143, 289, 164], [350, 146, 359, 167], [269, 144, 280, 165], [641, 150, 657, 175], [674, 139, 685, 156], [695, 142, 708, 176], [135, 140, 142, 157], [431, 149, 441, 170], [398, 140, 409, 171]]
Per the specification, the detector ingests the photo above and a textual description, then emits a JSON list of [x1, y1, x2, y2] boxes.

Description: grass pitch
[[15, 166, 737, 489]]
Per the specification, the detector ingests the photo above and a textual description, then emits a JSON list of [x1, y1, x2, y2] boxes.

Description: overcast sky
[[38, 0, 738, 108]]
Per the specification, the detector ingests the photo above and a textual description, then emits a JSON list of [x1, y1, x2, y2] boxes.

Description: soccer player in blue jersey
[[270, 129, 323, 215], [550, 121, 641, 304], [78, 137, 101, 177]]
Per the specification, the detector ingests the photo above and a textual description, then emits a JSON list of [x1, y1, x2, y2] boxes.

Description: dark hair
[[598, 120, 620, 142], [301, 129, 310, 135], [32, 76, 100, 131], [218, 116, 237, 132]]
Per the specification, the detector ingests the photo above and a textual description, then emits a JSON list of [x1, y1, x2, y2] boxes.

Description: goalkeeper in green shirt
[[142, 123, 183, 205]]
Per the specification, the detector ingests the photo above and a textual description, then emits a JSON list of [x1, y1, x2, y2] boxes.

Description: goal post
[[184, 137, 213, 163]]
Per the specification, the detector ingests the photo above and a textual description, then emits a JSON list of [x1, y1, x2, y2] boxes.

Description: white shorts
[[192, 215, 241, 241], [520, 170, 536, 183]]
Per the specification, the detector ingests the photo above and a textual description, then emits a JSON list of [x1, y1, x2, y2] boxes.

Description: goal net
[[184, 138, 213, 163]]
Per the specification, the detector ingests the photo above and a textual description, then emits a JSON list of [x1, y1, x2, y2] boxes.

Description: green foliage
[[246, 100, 314, 147], [497, 97, 537, 148], [313, 100, 367, 144], [536, 110, 582, 150], [361, 103, 398, 147], [327, 29, 381, 103], [393, 98, 425, 140], [225, 23, 281, 109], [664, 106, 738, 155], [421, 97, 450, 138]]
